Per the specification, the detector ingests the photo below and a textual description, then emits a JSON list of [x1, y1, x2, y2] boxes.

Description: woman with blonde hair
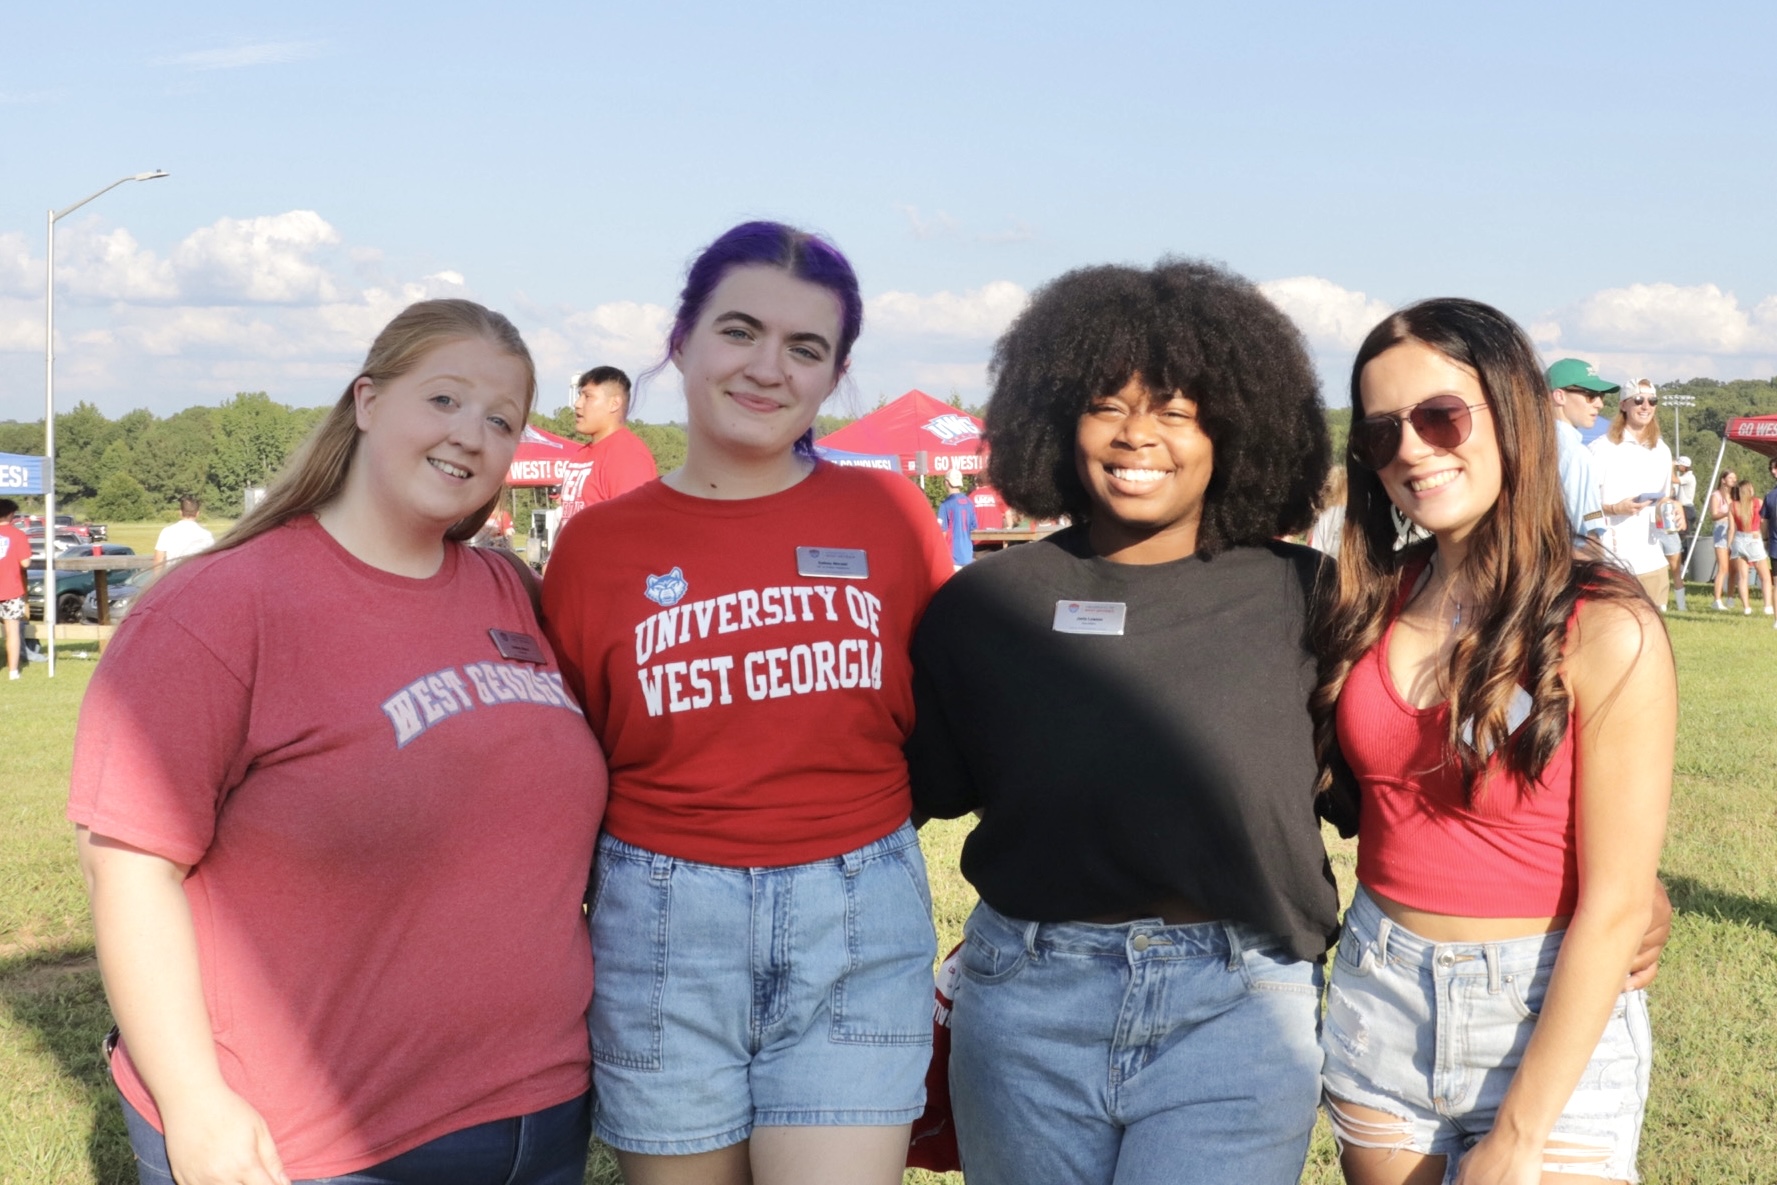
[[71, 300, 607, 1185], [1588, 378, 1674, 609]]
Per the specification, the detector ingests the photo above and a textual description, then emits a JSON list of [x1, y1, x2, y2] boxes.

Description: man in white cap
[[1546, 358, 1614, 546], [1589, 377, 1675, 609]]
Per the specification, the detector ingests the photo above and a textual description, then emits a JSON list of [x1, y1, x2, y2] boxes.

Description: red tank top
[[1335, 569, 1580, 917]]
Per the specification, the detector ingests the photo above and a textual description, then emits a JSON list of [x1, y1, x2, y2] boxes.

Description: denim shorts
[[1713, 521, 1729, 548], [587, 821, 936, 1154], [948, 901, 1325, 1185], [1657, 529, 1682, 556], [121, 1091, 590, 1185], [1321, 887, 1651, 1183], [1731, 534, 1769, 563]]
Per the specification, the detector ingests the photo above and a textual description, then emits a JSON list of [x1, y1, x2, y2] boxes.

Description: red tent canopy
[[816, 389, 986, 476], [1727, 415, 1777, 458], [507, 424, 579, 487]]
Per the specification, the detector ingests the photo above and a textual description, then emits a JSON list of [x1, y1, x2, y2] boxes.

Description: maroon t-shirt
[[69, 517, 607, 1178]]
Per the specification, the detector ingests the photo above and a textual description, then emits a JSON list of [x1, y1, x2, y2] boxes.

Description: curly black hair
[[985, 259, 1330, 556]]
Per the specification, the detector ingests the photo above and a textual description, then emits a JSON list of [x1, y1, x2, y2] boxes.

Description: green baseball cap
[[1547, 358, 1620, 394]]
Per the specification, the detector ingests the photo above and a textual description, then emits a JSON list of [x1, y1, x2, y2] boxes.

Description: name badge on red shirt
[[796, 547, 869, 579], [489, 629, 547, 663]]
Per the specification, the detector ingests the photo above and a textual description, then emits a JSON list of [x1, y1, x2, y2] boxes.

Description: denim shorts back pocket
[[830, 841, 938, 1046], [588, 842, 669, 1071]]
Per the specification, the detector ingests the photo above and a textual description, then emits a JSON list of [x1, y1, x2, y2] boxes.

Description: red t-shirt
[[0, 523, 27, 599], [68, 517, 607, 1179], [557, 427, 659, 527], [542, 462, 953, 866]]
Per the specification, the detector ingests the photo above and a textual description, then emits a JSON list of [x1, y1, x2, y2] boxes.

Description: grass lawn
[[2, 585, 1773, 1183]]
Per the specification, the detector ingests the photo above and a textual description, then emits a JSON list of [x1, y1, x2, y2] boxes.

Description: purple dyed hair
[[653, 220, 863, 455]]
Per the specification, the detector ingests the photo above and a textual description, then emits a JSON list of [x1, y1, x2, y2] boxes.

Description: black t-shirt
[[907, 528, 1341, 961]]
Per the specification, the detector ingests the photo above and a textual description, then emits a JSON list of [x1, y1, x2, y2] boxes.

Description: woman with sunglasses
[[1313, 299, 1673, 1184], [1710, 470, 1740, 610], [1725, 477, 1774, 615], [1588, 379, 1675, 611]]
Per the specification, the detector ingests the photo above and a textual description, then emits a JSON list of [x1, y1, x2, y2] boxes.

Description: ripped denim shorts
[[1320, 886, 1651, 1183]]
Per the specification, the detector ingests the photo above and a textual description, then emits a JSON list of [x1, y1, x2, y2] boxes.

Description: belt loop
[[1485, 944, 1502, 993], [1223, 922, 1244, 971], [649, 853, 673, 883], [1023, 920, 1041, 958], [1375, 916, 1393, 965], [840, 847, 864, 877]]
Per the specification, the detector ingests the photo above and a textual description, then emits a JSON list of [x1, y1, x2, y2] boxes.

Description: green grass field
[[2, 587, 1772, 1183]]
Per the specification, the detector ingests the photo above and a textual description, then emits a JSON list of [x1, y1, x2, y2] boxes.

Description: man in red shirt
[[0, 500, 30, 680], [555, 367, 659, 542]]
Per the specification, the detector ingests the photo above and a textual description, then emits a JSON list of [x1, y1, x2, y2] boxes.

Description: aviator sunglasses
[[1349, 394, 1489, 471]]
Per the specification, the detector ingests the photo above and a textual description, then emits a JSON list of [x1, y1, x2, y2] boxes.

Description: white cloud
[[899, 206, 961, 241], [0, 233, 36, 298], [1259, 276, 1394, 352], [866, 281, 1029, 339], [172, 212, 344, 304], [54, 224, 177, 301], [155, 40, 325, 71], [1558, 282, 1777, 355]]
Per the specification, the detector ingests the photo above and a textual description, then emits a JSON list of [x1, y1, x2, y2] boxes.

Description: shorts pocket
[[830, 846, 938, 1046], [955, 911, 1029, 987], [588, 851, 669, 1071], [1239, 938, 1322, 996], [1332, 915, 1376, 977]]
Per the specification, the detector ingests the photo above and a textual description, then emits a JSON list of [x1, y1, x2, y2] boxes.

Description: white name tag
[[796, 547, 870, 579], [1052, 600, 1127, 635]]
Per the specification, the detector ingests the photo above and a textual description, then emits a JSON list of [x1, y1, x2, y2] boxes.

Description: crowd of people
[[67, 221, 1677, 1185]]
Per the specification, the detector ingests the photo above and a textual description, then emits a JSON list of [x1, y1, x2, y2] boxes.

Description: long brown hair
[[1310, 299, 1645, 804], [1604, 380, 1662, 448], [213, 299, 535, 556]]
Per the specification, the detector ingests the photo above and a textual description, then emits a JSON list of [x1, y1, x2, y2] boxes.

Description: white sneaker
[[6, 670, 17, 680], [1765, 605, 1773, 615], [1745, 606, 1752, 615], [1714, 598, 1727, 610]]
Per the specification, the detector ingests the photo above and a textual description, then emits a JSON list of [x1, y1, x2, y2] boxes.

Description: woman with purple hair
[[542, 222, 954, 1185]]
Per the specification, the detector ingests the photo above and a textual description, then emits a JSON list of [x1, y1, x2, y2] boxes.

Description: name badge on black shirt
[[1052, 600, 1126, 635]]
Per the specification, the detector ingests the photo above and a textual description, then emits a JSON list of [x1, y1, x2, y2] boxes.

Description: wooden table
[[39, 554, 157, 644]]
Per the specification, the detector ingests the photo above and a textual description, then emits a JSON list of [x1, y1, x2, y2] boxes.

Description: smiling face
[[1073, 376, 1215, 563], [673, 264, 844, 464], [1359, 340, 1502, 546], [1624, 395, 1657, 433], [351, 335, 528, 536]]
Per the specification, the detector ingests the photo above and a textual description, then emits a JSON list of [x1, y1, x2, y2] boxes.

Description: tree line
[[3, 378, 1770, 523]]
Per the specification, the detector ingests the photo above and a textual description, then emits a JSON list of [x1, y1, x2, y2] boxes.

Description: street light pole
[[42, 170, 168, 677]]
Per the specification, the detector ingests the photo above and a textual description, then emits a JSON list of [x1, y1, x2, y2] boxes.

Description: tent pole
[[1679, 436, 1729, 593]]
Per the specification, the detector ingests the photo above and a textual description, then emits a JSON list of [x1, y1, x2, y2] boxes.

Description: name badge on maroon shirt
[[489, 629, 547, 663]]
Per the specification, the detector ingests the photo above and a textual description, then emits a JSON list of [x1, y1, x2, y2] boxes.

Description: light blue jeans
[[948, 901, 1324, 1185]]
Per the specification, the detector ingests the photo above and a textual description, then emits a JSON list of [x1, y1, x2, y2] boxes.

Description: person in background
[[936, 467, 979, 568], [71, 300, 606, 1185], [0, 500, 28, 680], [1726, 476, 1773, 616], [1309, 464, 1348, 556], [1545, 358, 1614, 546], [1589, 378, 1673, 610], [1316, 298, 1672, 1184], [1709, 469, 1738, 610], [543, 221, 951, 1185], [555, 366, 659, 541], [152, 496, 214, 574], [1674, 455, 1696, 520], [1760, 458, 1777, 572]]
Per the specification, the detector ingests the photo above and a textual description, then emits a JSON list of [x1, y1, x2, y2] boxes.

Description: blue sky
[[4, 0, 1775, 424]]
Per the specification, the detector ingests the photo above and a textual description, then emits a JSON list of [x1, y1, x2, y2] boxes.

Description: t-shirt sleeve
[[67, 605, 254, 868], [153, 525, 175, 552], [540, 524, 598, 717], [593, 435, 660, 502]]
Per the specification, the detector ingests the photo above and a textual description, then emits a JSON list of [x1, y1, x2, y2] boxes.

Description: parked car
[[82, 578, 143, 623], [24, 545, 137, 622], [26, 528, 84, 560], [55, 513, 107, 542]]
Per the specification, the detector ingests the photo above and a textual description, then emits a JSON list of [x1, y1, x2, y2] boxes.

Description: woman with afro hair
[[906, 258, 1346, 1183]]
